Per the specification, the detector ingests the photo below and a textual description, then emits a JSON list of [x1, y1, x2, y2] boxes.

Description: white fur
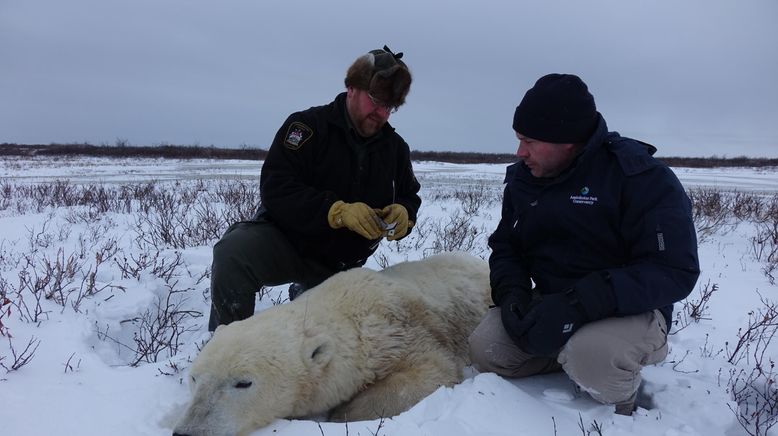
[[174, 252, 491, 436]]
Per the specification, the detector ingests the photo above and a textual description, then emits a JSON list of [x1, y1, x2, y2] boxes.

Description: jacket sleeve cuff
[[493, 286, 531, 308]]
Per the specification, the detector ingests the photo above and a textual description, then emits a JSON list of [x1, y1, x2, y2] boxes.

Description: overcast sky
[[2, 0, 777, 157]]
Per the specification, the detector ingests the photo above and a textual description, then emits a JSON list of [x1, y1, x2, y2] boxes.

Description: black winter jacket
[[489, 117, 700, 326], [258, 93, 421, 270]]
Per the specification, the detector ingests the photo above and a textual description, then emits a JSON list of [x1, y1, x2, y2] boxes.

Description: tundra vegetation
[[0, 143, 777, 435]]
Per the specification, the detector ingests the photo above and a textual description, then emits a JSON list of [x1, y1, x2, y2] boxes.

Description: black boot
[[288, 283, 307, 301]]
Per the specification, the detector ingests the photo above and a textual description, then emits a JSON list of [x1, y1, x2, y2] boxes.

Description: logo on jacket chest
[[569, 186, 598, 206]]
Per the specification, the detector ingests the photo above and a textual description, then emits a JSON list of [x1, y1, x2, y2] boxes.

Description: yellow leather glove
[[379, 204, 410, 241], [327, 201, 384, 240]]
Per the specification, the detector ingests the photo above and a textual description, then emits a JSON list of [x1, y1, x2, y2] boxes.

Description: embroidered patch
[[284, 122, 313, 150]]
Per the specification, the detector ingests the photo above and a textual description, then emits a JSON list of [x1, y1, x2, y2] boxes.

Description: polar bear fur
[[174, 252, 491, 436]]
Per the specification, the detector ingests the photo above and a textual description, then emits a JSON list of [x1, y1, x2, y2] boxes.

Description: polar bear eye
[[190, 376, 196, 384], [234, 381, 252, 389]]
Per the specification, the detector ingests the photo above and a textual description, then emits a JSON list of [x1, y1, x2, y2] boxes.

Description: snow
[[1, 156, 777, 436]]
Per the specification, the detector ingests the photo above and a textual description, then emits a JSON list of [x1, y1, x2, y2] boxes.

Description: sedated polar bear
[[174, 251, 491, 436]]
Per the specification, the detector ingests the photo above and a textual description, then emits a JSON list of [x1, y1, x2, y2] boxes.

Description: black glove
[[502, 272, 617, 356], [505, 290, 588, 356], [571, 271, 617, 321], [498, 289, 532, 313], [499, 290, 538, 351]]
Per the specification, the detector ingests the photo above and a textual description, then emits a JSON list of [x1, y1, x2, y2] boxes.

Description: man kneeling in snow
[[469, 73, 700, 415]]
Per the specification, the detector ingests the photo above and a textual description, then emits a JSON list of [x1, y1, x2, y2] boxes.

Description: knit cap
[[513, 73, 598, 143]]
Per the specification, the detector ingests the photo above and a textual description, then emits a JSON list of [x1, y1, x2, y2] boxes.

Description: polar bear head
[[173, 308, 339, 436]]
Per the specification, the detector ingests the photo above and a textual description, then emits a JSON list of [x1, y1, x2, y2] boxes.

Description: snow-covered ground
[[1, 156, 776, 436]]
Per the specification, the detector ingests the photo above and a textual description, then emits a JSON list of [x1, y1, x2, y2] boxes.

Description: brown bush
[[4, 142, 777, 167]]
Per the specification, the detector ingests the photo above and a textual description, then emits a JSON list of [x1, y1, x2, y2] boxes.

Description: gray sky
[[2, 0, 777, 157]]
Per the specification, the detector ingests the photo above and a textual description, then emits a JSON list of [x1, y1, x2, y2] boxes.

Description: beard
[[354, 113, 386, 138]]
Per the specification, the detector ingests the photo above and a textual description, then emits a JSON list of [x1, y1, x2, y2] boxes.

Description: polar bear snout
[[174, 368, 275, 436]]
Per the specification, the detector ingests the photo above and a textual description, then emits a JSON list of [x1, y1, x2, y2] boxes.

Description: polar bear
[[173, 251, 491, 436]]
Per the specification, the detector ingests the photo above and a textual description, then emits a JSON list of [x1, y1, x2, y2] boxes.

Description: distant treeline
[[1, 142, 777, 168]]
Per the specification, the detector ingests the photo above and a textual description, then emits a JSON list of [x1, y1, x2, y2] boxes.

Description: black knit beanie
[[513, 73, 598, 143]]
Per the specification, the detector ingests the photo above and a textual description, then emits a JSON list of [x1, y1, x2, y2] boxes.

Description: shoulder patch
[[284, 122, 313, 150]]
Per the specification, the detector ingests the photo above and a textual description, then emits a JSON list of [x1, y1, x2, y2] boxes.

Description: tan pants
[[468, 307, 668, 405]]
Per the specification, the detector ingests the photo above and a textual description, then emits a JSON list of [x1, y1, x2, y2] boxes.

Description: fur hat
[[345, 45, 411, 107], [513, 73, 598, 144]]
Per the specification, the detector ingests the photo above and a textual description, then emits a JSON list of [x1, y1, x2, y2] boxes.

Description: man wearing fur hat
[[207, 46, 421, 330], [469, 74, 700, 415]]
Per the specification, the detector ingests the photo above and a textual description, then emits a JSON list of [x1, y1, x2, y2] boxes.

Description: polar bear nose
[[172, 433, 190, 436]]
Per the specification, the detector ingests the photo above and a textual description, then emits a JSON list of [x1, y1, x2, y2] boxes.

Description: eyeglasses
[[367, 91, 399, 114]]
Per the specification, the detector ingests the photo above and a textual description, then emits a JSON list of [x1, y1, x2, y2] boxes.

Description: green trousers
[[208, 218, 336, 331]]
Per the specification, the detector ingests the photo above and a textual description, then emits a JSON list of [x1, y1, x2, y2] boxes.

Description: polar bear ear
[[302, 333, 334, 370]]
